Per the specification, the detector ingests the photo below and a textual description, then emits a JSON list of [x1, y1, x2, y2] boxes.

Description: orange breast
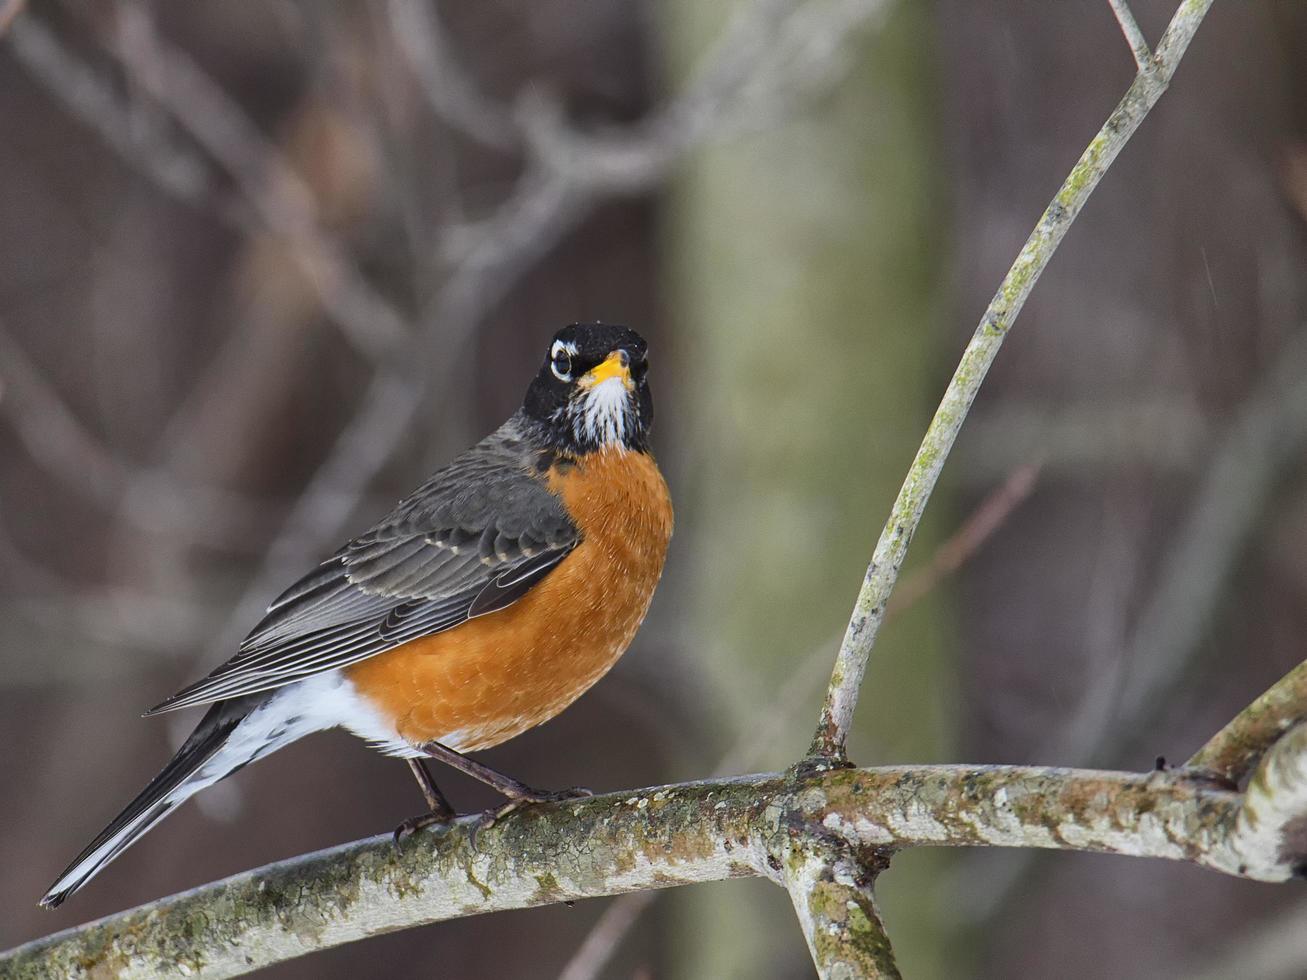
[[345, 448, 673, 752]]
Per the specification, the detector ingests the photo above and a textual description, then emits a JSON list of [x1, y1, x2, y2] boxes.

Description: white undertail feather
[[41, 672, 416, 906]]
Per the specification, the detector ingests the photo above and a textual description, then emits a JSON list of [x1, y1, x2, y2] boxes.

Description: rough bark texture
[[781, 836, 900, 979], [6, 752, 1298, 979], [1, 2, 1267, 978], [1189, 662, 1307, 785]]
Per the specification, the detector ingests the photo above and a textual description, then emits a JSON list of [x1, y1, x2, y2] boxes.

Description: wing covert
[[147, 417, 577, 714]]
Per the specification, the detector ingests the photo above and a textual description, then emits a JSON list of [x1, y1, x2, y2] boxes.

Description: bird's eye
[[550, 341, 573, 382]]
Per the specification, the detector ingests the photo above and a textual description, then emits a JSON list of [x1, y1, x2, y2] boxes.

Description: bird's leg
[[417, 739, 571, 800], [393, 759, 457, 843], [407, 758, 455, 815], [416, 739, 593, 842]]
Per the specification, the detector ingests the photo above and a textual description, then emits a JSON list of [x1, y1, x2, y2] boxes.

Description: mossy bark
[[5, 758, 1280, 979]]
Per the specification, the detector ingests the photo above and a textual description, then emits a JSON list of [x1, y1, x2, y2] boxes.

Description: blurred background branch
[[957, 323, 1307, 924], [4, 0, 1307, 976]]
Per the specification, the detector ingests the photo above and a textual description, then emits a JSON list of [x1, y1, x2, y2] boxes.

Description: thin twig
[[1015, 328, 1307, 781], [440, 0, 893, 262], [104, 3, 410, 363], [958, 398, 1206, 479], [886, 462, 1041, 615], [1108, 0, 1154, 72], [557, 891, 659, 980], [808, 0, 1215, 761], [0, 322, 274, 547], [953, 328, 1307, 924], [1099, 332, 1307, 758], [6, 8, 410, 362], [4, 16, 212, 201], [385, 0, 518, 150]]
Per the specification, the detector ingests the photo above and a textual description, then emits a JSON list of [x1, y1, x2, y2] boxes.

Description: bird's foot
[[469, 786, 593, 848], [393, 804, 457, 846]]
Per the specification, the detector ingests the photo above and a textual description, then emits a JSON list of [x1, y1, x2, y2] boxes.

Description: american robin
[[41, 323, 673, 909]]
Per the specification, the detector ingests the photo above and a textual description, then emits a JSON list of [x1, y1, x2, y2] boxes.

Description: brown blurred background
[[3, 1, 1307, 977]]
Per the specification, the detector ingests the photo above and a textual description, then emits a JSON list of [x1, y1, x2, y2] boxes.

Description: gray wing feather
[[146, 417, 577, 714]]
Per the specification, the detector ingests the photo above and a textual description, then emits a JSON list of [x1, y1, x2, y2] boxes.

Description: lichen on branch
[[8, 750, 1301, 979]]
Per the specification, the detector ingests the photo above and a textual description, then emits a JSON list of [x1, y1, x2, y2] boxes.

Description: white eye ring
[[550, 340, 573, 382]]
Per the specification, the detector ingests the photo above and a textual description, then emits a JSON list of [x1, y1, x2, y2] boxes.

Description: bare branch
[[780, 836, 900, 979], [557, 891, 658, 980], [959, 398, 1206, 479], [1048, 329, 1307, 770], [954, 328, 1307, 925], [2, 761, 1273, 978], [0, 322, 274, 547], [4, 16, 212, 201], [1188, 662, 1307, 785], [442, 0, 893, 262], [1107, 339, 1307, 742], [809, 0, 1215, 761], [385, 0, 518, 150], [6, 8, 413, 363], [887, 463, 1040, 616], [1211, 722, 1307, 880], [104, 3, 410, 363], [1108, 0, 1154, 72]]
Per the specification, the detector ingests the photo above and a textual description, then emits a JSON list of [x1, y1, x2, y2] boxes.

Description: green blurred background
[[2, 2, 1306, 977]]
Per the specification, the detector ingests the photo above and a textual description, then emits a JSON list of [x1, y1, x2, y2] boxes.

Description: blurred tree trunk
[[660, 2, 956, 975]]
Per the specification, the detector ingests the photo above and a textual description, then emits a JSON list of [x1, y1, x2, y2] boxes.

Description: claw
[[466, 787, 594, 849], [393, 808, 456, 847]]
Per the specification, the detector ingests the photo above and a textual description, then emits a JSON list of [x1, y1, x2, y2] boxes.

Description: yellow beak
[[581, 350, 632, 389]]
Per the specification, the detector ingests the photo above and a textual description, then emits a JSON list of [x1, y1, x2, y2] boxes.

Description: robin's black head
[[523, 323, 652, 454]]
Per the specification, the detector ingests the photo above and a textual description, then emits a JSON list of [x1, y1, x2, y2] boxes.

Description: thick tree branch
[[1212, 722, 1307, 880], [1188, 661, 1307, 785], [780, 835, 900, 979], [808, 0, 1215, 760], [2, 3, 1248, 977], [8, 746, 1301, 978]]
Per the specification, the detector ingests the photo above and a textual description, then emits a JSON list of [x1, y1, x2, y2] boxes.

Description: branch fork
[[1, 3, 1266, 980]]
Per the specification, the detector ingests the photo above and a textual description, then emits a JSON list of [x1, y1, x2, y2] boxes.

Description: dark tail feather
[[40, 698, 256, 909]]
